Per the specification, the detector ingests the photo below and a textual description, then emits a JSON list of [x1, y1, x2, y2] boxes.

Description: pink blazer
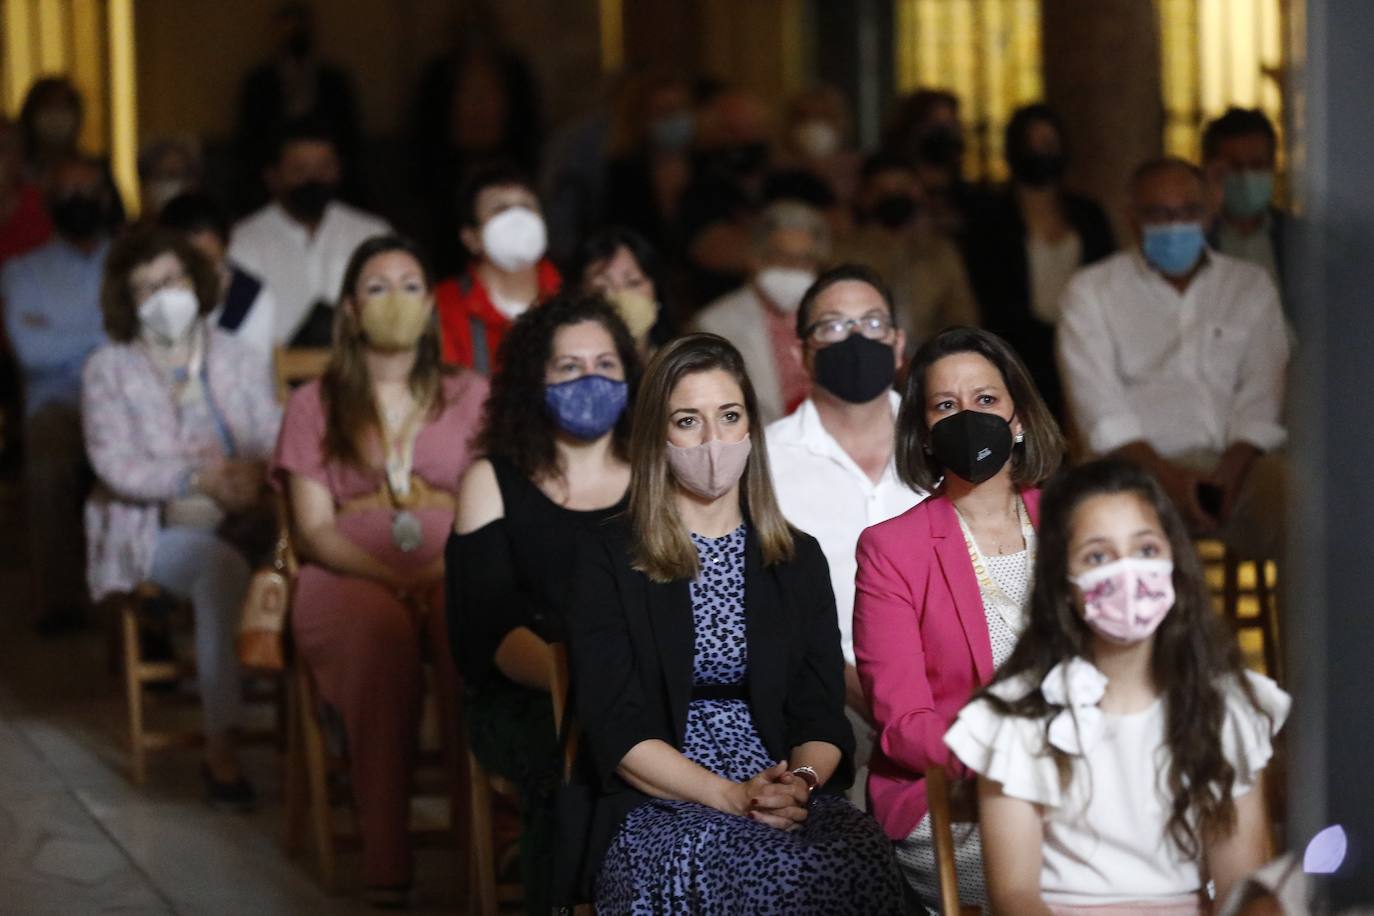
[[853, 488, 1042, 840]]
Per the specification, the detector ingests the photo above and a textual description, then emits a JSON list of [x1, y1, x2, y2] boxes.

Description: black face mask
[[699, 142, 770, 180], [814, 333, 896, 404], [918, 128, 964, 169], [1009, 150, 1066, 188], [50, 193, 106, 240], [929, 410, 1013, 485], [871, 195, 918, 230], [281, 180, 335, 223]]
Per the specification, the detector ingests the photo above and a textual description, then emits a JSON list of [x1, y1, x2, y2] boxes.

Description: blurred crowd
[[0, 2, 1297, 913]]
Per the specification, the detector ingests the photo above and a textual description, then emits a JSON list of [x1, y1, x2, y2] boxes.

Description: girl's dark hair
[[321, 234, 447, 469], [100, 226, 220, 342], [978, 457, 1271, 858], [1004, 102, 1067, 167], [569, 225, 676, 342], [895, 326, 1064, 492], [478, 292, 642, 481]]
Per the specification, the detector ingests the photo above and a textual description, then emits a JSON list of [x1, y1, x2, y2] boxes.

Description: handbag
[[236, 527, 293, 672]]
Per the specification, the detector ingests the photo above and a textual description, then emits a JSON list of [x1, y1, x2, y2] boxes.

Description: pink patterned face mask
[[1071, 557, 1176, 644]]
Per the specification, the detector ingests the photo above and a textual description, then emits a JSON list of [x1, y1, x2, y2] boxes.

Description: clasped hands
[[727, 760, 812, 832]]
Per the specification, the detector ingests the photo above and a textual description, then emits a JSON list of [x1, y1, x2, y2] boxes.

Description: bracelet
[[790, 765, 820, 792]]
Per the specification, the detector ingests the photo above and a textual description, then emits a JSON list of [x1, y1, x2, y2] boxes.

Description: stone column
[[1040, 0, 1164, 240]]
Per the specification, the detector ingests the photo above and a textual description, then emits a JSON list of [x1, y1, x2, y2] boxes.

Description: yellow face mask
[[605, 288, 658, 343], [358, 291, 432, 351]]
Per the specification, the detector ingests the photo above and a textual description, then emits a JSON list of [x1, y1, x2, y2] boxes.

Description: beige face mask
[[606, 288, 658, 342], [359, 291, 432, 351]]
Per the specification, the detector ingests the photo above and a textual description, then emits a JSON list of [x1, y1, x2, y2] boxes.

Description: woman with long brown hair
[[272, 234, 487, 907], [944, 458, 1286, 913], [563, 333, 903, 914], [853, 326, 1064, 908]]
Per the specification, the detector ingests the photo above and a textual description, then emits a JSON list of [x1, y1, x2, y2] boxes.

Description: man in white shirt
[[228, 120, 389, 346], [765, 264, 926, 805], [692, 200, 830, 424], [1058, 158, 1288, 558]]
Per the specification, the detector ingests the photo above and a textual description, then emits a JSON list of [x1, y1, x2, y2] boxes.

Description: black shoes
[[201, 764, 257, 812]]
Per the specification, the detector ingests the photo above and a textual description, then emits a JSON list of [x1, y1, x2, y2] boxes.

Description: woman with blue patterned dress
[[562, 334, 904, 914]]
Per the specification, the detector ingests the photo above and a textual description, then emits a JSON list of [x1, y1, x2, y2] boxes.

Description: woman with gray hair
[[691, 199, 831, 423]]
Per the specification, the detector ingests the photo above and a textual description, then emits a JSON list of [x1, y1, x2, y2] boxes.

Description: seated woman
[[272, 235, 487, 908], [448, 292, 640, 916], [569, 225, 676, 355], [566, 333, 904, 914], [945, 458, 1287, 914], [83, 226, 281, 807], [853, 326, 1064, 908]]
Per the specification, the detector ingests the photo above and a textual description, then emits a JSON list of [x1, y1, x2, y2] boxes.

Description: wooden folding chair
[[273, 346, 332, 402], [927, 764, 982, 916], [119, 583, 283, 785], [1198, 539, 1283, 684]]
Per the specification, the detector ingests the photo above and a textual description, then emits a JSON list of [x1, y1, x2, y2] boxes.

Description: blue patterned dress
[[595, 525, 905, 915]]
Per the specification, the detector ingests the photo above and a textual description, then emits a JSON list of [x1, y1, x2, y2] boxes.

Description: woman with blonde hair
[[272, 234, 487, 907], [563, 333, 903, 913]]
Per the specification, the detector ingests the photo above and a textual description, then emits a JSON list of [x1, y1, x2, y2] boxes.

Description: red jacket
[[853, 488, 1042, 840], [436, 260, 561, 372]]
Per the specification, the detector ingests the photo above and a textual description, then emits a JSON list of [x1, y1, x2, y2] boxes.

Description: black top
[[963, 187, 1116, 421], [556, 520, 854, 897], [446, 456, 626, 691]]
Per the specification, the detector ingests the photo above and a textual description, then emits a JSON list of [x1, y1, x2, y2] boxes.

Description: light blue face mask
[[1141, 222, 1206, 277], [648, 112, 694, 152], [1223, 169, 1274, 219]]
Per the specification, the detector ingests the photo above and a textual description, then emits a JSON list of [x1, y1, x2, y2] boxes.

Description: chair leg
[[121, 600, 146, 786], [283, 669, 308, 856], [297, 664, 337, 892], [1222, 549, 1241, 627], [468, 750, 498, 916], [1257, 561, 1282, 683]]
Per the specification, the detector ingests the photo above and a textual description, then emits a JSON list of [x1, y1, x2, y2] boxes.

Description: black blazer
[[560, 521, 855, 895], [964, 187, 1116, 421]]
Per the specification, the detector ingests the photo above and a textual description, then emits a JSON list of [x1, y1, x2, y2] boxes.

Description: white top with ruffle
[[943, 665, 1290, 906]]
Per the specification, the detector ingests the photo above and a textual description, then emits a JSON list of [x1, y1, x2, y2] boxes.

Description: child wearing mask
[[436, 162, 561, 373], [944, 457, 1287, 914]]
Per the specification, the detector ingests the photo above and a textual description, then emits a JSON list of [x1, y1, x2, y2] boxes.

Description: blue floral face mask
[[1141, 221, 1206, 277], [544, 374, 629, 441]]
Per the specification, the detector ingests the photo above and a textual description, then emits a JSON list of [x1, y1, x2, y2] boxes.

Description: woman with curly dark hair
[[944, 457, 1287, 913], [446, 291, 640, 915]]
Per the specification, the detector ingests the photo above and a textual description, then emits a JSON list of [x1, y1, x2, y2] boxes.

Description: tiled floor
[[0, 482, 472, 915]]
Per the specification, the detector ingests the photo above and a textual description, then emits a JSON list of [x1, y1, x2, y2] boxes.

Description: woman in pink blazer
[[853, 327, 1064, 908]]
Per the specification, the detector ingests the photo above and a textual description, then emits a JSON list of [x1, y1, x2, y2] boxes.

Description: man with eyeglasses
[[1058, 157, 1288, 559], [765, 263, 926, 807]]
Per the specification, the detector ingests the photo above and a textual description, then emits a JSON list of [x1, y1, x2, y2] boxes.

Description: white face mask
[[793, 120, 841, 159], [138, 286, 200, 344], [480, 206, 547, 273], [755, 266, 816, 314]]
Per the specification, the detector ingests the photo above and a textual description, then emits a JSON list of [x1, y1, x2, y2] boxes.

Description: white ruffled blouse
[[943, 661, 1290, 906]]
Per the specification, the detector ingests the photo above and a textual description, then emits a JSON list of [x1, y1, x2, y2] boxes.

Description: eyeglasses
[[804, 314, 894, 345]]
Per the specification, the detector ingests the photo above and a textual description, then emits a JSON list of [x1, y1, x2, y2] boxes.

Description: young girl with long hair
[[944, 458, 1288, 914]]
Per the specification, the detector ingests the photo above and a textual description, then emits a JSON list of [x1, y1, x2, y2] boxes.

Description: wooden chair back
[[927, 764, 981, 916], [273, 346, 332, 402]]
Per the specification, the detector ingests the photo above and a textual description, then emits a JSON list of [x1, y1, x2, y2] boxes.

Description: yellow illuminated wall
[[893, 0, 1044, 181], [1159, 0, 1287, 163], [0, 0, 140, 214], [895, 0, 1287, 179]]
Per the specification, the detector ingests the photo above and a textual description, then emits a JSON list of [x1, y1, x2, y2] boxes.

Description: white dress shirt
[[765, 393, 926, 665], [228, 200, 391, 344], [1057, 249, 1289, 458]]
